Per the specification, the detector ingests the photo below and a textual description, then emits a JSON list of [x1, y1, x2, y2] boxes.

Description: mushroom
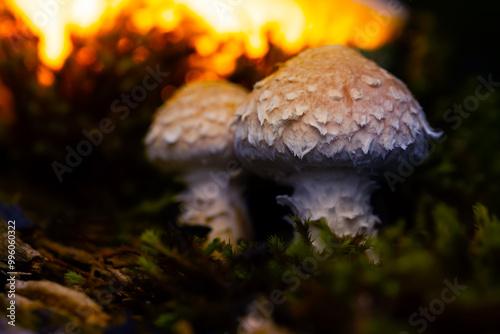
[[233, 45, 441, 247], [145, 80, 252, 245]]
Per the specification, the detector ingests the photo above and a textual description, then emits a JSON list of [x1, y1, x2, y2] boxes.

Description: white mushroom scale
[[233, 45, 441, 246]]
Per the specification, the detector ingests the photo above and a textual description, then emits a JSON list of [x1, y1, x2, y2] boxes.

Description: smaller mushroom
[[145, 80, 252, 245], [233, 45, 441, 248]]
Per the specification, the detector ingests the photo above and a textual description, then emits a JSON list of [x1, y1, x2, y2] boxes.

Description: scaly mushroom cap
[[145, 80, 248, 170], [234, 45, 441, 176]]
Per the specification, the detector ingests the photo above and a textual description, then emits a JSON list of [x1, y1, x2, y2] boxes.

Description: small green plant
[[138, 256, 160, 275], [64, 270, 85, 286], [202, 238, 221, 256], [267, 235, 285, 255]]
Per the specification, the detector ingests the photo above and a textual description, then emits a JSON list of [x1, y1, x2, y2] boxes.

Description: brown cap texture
[[145, 80, 248, 169], [234, 45, 440, 176]]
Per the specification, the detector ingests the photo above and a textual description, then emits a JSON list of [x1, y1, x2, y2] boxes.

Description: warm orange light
[[195, 35, 218, 57], [5, 0, 407, 79], [75, 46, 97, 66], [36, 66, 55, 86], [117, 37, 134, 54], [213, 53, 236, 76], [131, 8, 155, 33], [5, 0, 128, 70], [132, 45, 151, 64]]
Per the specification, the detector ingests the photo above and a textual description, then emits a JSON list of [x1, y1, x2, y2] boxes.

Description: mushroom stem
[[177, 167, 250, 245], [276, 169, 379, 248]]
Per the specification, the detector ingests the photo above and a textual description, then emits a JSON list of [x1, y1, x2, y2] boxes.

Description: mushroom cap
[[145, 80, 248, 170], [234, 45, 441, 177]]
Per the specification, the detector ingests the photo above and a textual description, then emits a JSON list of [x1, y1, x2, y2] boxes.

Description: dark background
[[0, 0, 499, 240]]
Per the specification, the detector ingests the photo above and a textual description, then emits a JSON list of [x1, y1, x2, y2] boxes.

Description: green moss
[[64, 270, 85, 286]]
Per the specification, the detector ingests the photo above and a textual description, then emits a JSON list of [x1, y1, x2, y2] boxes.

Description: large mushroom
[[145, 80, 252, 245], [233, 45, 440, 246]]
